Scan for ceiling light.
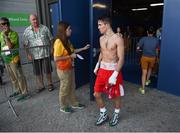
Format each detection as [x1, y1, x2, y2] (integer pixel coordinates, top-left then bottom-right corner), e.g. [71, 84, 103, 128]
[131, 8, 148, 11]
[150, 3, 164, 7]
[93, 3, 107, 8]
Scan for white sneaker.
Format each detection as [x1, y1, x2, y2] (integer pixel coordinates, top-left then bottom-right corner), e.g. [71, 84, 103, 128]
[95, 111, 109, 126]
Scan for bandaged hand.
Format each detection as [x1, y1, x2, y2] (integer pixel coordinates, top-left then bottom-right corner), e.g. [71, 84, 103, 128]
[108, 71, 119, 85]
[94, 62, 100, 75]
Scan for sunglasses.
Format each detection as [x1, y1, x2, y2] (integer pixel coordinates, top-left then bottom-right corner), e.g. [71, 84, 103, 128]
[0, 22, 9, 26]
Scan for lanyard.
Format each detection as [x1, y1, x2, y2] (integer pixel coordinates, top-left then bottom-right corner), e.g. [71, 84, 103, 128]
[32, 27, 40, 39]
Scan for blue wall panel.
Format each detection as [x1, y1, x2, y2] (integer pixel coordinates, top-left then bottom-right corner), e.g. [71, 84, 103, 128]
[158, 0, 180, 96]
[49, 3, 60, 37]
[60, 0, 90, 88]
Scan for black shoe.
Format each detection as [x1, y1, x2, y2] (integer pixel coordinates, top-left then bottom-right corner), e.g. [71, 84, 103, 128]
[36, 87, 45, 93]
[95, 111, 109, 126]
[48, 84, 54, 92]
[109, 112, 120, 127]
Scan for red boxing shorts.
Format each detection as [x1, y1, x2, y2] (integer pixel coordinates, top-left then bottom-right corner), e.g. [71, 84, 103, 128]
[94, 62, 124, 99]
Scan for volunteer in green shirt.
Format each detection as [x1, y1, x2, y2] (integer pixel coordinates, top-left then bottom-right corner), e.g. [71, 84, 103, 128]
[0, 17, 29, 101]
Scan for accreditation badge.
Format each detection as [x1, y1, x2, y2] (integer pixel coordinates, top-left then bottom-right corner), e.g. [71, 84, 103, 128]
[2, 45, 11, 55]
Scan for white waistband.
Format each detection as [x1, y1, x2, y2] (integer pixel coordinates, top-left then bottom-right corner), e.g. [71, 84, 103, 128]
[100, 61, 117, 70]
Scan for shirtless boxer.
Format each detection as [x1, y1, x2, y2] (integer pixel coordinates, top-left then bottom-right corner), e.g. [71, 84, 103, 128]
[94, 16, 124, 127]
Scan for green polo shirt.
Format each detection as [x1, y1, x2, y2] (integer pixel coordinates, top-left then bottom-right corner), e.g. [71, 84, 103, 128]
[0, 30, 19, 63]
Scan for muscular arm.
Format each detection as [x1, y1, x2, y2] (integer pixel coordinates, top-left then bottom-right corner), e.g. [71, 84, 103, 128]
[97, 52, 102, 62]
[93, 52, 102, 75]
[98, 37, 103, 62]
[116, 37, 124, 72]
[93, 38, 102, 74]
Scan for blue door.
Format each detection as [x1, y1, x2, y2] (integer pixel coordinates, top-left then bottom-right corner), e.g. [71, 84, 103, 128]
[49, 2, 61, 37]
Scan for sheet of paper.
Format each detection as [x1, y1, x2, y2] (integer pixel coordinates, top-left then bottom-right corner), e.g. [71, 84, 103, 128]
[76, 54, 84, 60]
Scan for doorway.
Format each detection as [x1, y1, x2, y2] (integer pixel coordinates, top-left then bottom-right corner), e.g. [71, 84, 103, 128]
[112, 0, 164, 88]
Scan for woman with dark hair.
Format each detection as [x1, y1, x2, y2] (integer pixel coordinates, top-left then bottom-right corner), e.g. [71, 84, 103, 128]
[53, 21, 90, 113]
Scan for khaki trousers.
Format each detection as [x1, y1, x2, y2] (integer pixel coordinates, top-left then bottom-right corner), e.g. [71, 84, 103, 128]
[57, 68, 78, 109]
[5, 63, 28, 94]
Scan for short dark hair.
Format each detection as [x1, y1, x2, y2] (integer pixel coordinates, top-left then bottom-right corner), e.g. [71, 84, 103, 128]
[98, 15, 112, 26]
[0, 17, 10, 26]
[147, 26, 155, 34]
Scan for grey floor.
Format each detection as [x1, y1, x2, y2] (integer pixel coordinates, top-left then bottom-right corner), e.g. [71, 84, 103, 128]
[0, 64, 180, 132]
[0, 83, 180, 132]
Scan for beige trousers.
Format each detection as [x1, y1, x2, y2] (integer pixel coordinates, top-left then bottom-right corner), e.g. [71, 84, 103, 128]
[57, 68, 78, 109]
[5, 63, 28, 95]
